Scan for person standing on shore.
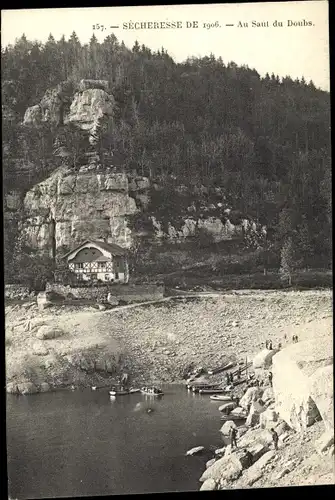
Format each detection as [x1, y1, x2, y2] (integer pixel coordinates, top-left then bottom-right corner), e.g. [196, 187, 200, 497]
[268, 371, 273, 387]
[270, 428, 279, 450]
[229, 427, 238, 449]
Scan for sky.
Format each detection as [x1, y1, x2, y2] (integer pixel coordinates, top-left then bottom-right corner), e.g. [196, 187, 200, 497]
[1, 1, 330, 90]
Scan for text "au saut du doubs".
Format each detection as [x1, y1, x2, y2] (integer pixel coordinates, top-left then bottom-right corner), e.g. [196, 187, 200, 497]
[93, 18, 314, 31]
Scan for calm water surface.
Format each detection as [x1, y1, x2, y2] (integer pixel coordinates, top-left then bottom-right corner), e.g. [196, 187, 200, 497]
[6, 385, 226, 498]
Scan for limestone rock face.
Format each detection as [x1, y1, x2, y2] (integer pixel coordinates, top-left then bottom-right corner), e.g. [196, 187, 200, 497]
[65, 88, 115, 131]
[22, 168, 139, 251]
[272, 332, 333, 432]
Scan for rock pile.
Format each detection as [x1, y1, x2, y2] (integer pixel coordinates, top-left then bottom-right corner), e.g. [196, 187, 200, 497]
[198, 334, 334, 490]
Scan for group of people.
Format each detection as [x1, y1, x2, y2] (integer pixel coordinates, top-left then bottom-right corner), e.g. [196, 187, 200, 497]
[292, 335, 299, 343]
[141, 386, 161, 394]
[229, 424, 279, 453]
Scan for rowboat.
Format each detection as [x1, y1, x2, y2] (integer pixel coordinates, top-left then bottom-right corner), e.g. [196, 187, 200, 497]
[109, 387, 140, 396]
[210, 394, 233, 402]
[191, 384, 220, 393]
[109, 389, 129, 396]
[141, 387, 164, 396]
[199, 388, 229, 394]
[207, 361, 235, 376]
[220, 413, 247, 421]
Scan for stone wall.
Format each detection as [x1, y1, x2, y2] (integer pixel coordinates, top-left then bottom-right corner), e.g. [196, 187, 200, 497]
[45, 282, 165, 303]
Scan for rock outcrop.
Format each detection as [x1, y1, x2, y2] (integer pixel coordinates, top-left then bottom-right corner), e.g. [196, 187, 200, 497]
[22, 168, 139, 251]
[272, 331, 333, 432]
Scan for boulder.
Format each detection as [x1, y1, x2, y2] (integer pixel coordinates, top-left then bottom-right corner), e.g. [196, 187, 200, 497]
[246, 410, 260, 428]
[17, 382, 38, 395]
[186, 446, 205, 456]
[272, 333, 332, 432]
[230, 406, 247, 417]
[6, 382, 19, 394]
[245, 441, 269, 462]
[200, 454, 243, 483]
[239, 387, 263, 410]
[315, 431, 334, 455]
[32, 342, 49, 356]
[220, 420, 237, 435]
[253, 348, 279, 369]
[200, 479, 217, 491]
[237, 427, 273, 449]
[259, 408, 279, 429]
[219, 402, 237, 413]
[36, 325, 65, 340]
[241, 450, 276, 486]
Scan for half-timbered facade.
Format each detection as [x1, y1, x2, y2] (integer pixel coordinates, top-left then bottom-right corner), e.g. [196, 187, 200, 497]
[62, 240, 129, 283]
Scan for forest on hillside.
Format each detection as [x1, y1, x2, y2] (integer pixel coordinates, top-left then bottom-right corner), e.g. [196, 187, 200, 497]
[2, 33, 332, 287]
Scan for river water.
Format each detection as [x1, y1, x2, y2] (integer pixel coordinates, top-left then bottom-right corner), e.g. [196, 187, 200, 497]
[6, 385, 226, 498]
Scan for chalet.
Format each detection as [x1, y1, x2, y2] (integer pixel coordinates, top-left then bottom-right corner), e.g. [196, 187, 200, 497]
[62, 239, 129, 283]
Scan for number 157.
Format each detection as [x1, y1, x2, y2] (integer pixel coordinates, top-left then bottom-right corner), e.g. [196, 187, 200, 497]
[93, 24, 105, 31]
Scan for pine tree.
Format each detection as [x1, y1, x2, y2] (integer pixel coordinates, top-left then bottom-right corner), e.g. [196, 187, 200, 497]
[280, 236, 297, 286]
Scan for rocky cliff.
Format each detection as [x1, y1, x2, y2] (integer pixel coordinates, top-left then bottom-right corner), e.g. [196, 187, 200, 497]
[13, 79, 246, 255]
[21, 168, 141, 251]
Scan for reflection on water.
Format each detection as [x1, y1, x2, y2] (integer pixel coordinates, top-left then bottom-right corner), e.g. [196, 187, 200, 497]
[7, 385, 225, 499]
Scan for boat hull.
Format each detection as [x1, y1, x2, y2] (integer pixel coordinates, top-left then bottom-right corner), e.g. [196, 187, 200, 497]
[220, 414, 247, 421]
[199, 389, 228, 394]
[140, 391, 164, 396]
[109, 390, 129, 396]
[207, 362, 235, 376]
[210, 395, 233, 401]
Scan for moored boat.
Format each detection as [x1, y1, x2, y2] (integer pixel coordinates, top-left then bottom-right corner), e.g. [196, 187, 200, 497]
[207, 361, 235, 376]
[220, 413, 247, 421]
[141, 386, 164, 396]
[191, 384, 220, 393]
[198, 388, 228, 394]
[109, 389, 129, 396]
[210, 394, 233, 401]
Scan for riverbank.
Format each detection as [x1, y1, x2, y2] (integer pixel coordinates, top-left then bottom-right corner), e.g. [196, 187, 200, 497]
[5, 289, 332, 393]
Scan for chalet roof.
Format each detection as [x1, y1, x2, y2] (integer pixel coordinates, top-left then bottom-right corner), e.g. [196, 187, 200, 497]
[62, 239, 127, 259]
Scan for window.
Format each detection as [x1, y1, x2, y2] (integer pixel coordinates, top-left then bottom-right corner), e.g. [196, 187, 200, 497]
[115, 272, 119, 280]
[105, 274, 110, 281]
[90, 274, 97, 280]
[100, 262, 106, 269]
[75, 263, 84, 269]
